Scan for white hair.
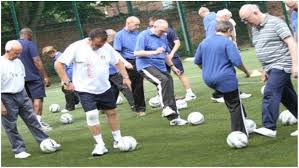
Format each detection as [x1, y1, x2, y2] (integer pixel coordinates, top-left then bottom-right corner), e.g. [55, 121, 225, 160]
[5, 40, 22, 52]
[217, 9, 232, 18]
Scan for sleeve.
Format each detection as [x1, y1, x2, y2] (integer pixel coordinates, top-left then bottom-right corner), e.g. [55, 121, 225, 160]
[168, 29, 179, 41]
[194, 43, 203, 65]
[113, 32, 122, 51]
[57, 43, 76, 66]
[274, 17, 292, 40]
[226, 40, 242, 67]
[134, 33, 146, 51]
[29, 42, 39, 58]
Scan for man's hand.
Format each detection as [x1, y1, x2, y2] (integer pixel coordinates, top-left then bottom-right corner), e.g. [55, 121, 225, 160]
[155, 47, 165, 54]
[1, 103, 7, 116]
[261, 71, 268, 82]
[63, 82, 75, 91]
[124, 62, 133, 69]
[171, 65, 181, 76]
[292, 65, 298, 79]
[44, 78, 51, 87]
[123, 78, 132, 91]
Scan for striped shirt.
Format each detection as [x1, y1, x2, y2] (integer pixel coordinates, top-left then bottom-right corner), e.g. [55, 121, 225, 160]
[252, 14, 292, 73]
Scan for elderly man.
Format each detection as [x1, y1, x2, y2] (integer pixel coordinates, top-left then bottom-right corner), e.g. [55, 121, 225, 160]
[217, 9, 238, 46]
[285, 0, 298, 41]
[239, 4, 298, 137]
[198, 7, 217, 38]
[1, 40, 60, 159]
[114, 16, 146, 117]
[55, 28, 131, 156]
[134, 19, 188, 126]
[18, 28, 52, 132]
[194, 21, 251, 135]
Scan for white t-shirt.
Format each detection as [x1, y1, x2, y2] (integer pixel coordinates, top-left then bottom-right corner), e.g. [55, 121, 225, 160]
[58, 39, 120, 94]
[0, 56, 25, 93]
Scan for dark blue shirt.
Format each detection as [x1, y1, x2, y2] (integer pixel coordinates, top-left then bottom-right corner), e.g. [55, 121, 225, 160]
[166, 28, 180, 58]
[114, 28, 139, 60]
[18, 39, 41, 81]
[194, 34, 242, 92]
[135, 29, 170, 72]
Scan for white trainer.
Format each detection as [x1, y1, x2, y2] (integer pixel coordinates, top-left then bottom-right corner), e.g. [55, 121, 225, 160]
[240, 92, 252, 99]
[210, 97, 225, 103]
[41, 125, 53, 132]
[290, 130, 298, 136]
[61, 109, 69, 113]
[184, 93, 197, 101]
[253, 127, 277, 138]
[15, 151, 31, 159]
[113, 141, 119, 149]
[162, 106, 176, 117]
[170, 117, 188, 126]
[75, 103, 82, 109]
[91, 144, 108, 156]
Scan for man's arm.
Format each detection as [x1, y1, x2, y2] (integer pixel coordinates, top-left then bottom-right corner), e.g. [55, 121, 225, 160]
[168, 40, 180, 59]
[33, 56, 51, 86]
[54, 60, 74, 91]
[1, 101, 7, 116]
[114, 61, 132, 91]
[283, 36, 298, 78]
[134, 47, 164, 57]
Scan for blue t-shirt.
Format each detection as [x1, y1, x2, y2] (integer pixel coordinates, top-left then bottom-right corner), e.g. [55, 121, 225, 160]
[109, 64, 118, 75]
[166, 28, 180, 58]
[18, 39, 41, 81]
[135, 29, 170, 72]
[114, 28, 139, 60]
[52, 52, 73, 80]
[194, 34, 242, 93]
[291, 10, 298, 38]
[203, 12, 216, 37]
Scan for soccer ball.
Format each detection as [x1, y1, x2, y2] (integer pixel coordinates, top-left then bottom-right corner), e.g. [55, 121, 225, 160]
[118, 136, 138, 152]
[116, 96, 123, 105]
[176, 99, 188, 110]
[40, 138, 60, 153]
[49, 104, 60, 113]
[149, 95, 161, 108]
[278, 110, 297, 126]
[226, 131, 248, 149]
[60, 113, 73, 124]
[187, 112, 204, 125]
[244, 119, 256, 134]
[261, 85, 265, 95]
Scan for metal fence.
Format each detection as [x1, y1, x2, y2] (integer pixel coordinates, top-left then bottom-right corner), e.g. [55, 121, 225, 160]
[1, 1, 291, 76]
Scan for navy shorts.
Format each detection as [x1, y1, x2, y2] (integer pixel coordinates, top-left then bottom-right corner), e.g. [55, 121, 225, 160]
[166, 56, 184, 74]
[24, 79, 46, 99]
[76, 87, 116, 112]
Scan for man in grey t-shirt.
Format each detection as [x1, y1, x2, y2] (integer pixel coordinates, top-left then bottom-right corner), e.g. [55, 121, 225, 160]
[239, 4, 298, 137]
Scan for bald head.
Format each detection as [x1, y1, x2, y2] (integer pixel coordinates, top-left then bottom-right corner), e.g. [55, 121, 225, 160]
[105, 29, 116, 44]
[125, 16, 140, 31]
[198, 7, 210, 18]
[20, 27, 33, 40]
[239, 4, 263, 26]
[152, 19, 168, 36]
[285, 0, 298, 10]
[4, 40, 23, 60]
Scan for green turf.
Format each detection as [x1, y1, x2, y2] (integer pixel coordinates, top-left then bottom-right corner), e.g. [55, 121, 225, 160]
[1, 48, 297, 166]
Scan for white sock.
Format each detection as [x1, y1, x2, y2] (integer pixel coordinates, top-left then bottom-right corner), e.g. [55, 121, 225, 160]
[93, 134, 105, 146]
[36, 115, 42, 123]
[186, 88, 193, 95]
[112, 130, 122, 142]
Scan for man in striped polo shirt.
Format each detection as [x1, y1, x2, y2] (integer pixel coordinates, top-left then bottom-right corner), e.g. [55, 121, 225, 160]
[239, 4, 298, 137]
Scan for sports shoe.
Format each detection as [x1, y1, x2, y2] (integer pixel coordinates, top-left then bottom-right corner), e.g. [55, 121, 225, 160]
[40, 120, 51, 127]
[113, 141, 119, 149]
[170, 117, 188, 126]
[91, 144, 108, 156]
[136, 112, 146, 117]
[290, 130, 298, 136]
[162, 106, 176, 117]
[240, 92, 252, 99]
[210, 96, 225, 103]
[75, 103, 82, 109]
[253, 127, 277, 138]
[61, 109, 69, 113]
[184, 92, 197, 101]
[15, 151, 31, 159]
[40, 121, 53, 132]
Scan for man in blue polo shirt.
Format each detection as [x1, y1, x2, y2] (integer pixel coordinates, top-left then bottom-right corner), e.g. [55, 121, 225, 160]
[134, 19, 188, 126]
[114, 16, 146, 117]
[194, 21, 251, 135]
[198, 7, 217, 38]
[18, 28, 52, 132]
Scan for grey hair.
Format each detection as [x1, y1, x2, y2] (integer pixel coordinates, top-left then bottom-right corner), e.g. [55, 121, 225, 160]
[153, 19, 168, 27]
[20, 27, 32, 35]
[5, 40, 22, 52]
[215, 21, 233, 33]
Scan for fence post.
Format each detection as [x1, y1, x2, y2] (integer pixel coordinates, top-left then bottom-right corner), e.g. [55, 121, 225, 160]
[72, 1, 84, 39]
[126, 1, 134, 15]
[281, 1, 290, 28]
[176, 1, 192, 56]
[9, 1, 20, 38]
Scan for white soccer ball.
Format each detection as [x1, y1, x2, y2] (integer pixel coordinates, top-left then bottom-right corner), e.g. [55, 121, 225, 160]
[149, 96, 161, 108]
[116, 96, 123, 105]
[118, 136, 138, 152]
[279, 110, 297, 126]
[60, 113, 73, 124]
[187, 112, 204, 125]
[226, 131, 248, 149]
[176, 99, 188, 110]
[244, 119, 256, 134]
[40, 138, 60, 153]
[49, 104, 60, 113]
[261, 85, 265, 95]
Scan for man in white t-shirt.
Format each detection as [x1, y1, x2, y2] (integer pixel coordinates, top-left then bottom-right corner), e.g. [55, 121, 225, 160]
[55, 28, 131, 157]
[1, 40, 60, 159]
